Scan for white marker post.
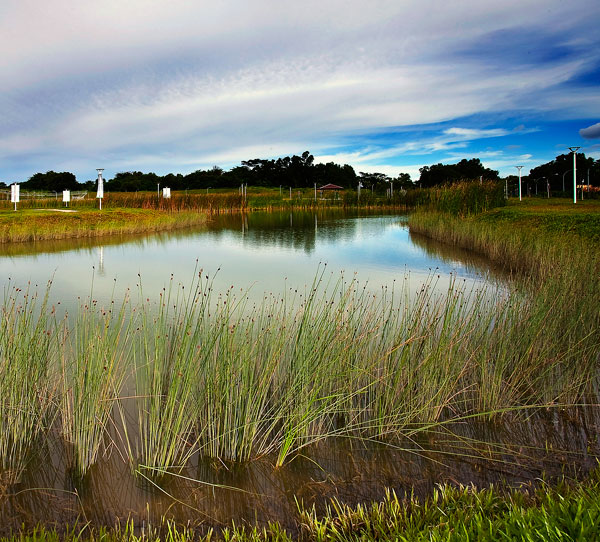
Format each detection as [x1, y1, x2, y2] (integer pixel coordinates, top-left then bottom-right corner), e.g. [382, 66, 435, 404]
[10, 183, 19, 211]
[568, 147, 580, 204]
[96, 168, 104, 210]
[63, 190, 71, 207]
[515, 166, 523, 201]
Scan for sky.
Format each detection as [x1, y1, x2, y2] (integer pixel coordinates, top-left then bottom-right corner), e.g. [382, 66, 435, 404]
[1, 0, 599, 183]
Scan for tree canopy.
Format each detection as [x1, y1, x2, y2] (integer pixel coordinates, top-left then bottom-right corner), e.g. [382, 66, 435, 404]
[418, 159, 499, 188]
[23, 171, 79, 192]
[528, 153, 598, 192]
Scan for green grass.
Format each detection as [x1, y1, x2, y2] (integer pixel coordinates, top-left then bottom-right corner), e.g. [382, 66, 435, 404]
[0, 208, 208, 243]
[3, 471, 600, 540]
[476, 198, 600, 241]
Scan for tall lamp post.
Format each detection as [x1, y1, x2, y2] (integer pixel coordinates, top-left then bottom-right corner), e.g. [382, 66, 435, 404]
[515, 166, 524, 201]
[561, 170, 571, 193]
[568, 147, 580, 203]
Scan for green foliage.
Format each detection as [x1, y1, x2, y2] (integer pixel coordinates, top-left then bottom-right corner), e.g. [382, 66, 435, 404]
[422, 181, 506, 215]
[299, 474, 600, 542]
[419, 159, 499, 187]
[23, 171, 79, 192]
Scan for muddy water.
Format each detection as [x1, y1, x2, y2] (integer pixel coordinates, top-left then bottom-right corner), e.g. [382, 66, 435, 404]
[2, 408, 598, 534]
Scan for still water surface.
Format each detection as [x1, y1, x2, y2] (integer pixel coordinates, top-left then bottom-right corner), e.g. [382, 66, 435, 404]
[1, 209, 494, 308]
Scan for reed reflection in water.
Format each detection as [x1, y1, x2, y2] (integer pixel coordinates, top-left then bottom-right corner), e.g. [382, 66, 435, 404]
[0, 209, 493, 311]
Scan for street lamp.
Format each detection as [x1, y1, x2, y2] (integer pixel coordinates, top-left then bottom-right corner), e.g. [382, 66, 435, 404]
[515, 166, 524, 201]
[561, 170, 571, 193]
[568, 147, 580, 203]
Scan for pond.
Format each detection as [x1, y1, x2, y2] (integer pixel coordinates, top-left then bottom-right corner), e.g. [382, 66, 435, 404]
[0, 209, 597, 534]
[0, 209, 494, 310]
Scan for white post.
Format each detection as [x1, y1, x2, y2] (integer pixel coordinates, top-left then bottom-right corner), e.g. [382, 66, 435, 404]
[289, 186, 292, 199]
[516, 166, 523, 201]
[11, 183, 19, 211]
[314, 183, 316, 202]
[96, 169, 104, 210]
[568, 147, 580, 203]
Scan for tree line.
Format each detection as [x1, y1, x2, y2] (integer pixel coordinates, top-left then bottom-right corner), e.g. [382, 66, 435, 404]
[3, 151, 596, 194]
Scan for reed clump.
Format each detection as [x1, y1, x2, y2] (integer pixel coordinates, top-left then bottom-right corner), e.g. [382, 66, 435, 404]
[60, 291, 131, 478]
[0, 256, 597, 484]
[0, 283, 57, 485]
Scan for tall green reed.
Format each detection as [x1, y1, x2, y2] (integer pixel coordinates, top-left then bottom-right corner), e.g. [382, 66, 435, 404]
[60, 285, 131, 478]
[130, 269, 218, 479]
[0, 282, 57, 484]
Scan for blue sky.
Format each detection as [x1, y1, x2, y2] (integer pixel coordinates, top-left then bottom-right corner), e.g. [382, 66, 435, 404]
[1, 0, 599, 183]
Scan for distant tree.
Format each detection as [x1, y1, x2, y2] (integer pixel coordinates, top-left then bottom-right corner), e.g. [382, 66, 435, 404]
[419, 159, 498, 187]
[359, 172, 391, 193]
[395, 172, 413, 189]
[313, 162, 356, 188]
[23, 171, 79, 192]
[529, 153, 596, 193]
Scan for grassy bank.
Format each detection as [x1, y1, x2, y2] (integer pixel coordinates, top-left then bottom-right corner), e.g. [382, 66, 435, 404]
[0, 208, 208, 243]
[3, 472, 600, 540]
[0, 182, 503, 244]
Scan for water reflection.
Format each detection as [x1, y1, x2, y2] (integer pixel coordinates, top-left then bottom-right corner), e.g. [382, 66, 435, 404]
[3, 408, 598, 534]
[0, 210, 495, 311]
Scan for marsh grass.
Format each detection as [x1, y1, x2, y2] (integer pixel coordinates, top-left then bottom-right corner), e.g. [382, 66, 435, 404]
[0, 193, 598, 488]
[0, 208, 208, 244]
[1, 258, 595, 485]
[60, 289, 131, 478]
[0, 283, 57, 485]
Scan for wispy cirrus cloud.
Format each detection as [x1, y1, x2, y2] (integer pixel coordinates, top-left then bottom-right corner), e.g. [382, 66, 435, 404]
[0, 0, 598, 181]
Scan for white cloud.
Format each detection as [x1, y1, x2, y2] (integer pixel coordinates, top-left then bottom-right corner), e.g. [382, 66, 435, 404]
[0, 0, 598, 180]
[443, 128, 509, 139]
